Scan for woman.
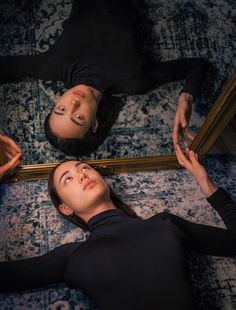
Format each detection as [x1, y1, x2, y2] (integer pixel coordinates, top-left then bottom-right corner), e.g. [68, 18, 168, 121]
[0, 145, 236, 310]
[0, 0, 208, 155]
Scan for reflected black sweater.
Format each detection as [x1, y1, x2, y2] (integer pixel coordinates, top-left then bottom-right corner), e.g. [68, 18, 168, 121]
[1, 188, 236, 310]
[0, 0, 209, 98]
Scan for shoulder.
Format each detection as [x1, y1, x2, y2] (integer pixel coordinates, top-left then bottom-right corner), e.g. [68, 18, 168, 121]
[148, 211, 177, 222]
[45, 242, 81, 258]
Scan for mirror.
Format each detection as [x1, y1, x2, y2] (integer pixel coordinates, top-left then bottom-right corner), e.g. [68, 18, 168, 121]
[0, 0, 235, 166]
[1, 69, 235, 183]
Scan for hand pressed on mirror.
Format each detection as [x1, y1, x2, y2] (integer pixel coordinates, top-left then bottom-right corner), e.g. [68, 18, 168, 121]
[0, 134, 22, 179]
[0, 0, 209, 157]
[175, 144, 218, 197]
[173, 92, 195, 147]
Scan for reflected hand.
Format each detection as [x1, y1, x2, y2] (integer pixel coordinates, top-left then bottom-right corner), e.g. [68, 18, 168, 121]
[173, 92, 194, 147]
[175, 144, 218, 197]
[0, 134, 22, 179]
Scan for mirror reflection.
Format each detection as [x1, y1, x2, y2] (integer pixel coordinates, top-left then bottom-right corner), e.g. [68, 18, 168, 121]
[0, 0, 235, 164]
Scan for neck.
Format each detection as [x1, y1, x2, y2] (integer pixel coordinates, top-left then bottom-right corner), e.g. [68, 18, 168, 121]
[79, 200, 117, 223]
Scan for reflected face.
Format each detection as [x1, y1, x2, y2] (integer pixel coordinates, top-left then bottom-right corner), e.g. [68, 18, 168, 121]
[54, 161, 110, 218]
[49, 85, 100, 139]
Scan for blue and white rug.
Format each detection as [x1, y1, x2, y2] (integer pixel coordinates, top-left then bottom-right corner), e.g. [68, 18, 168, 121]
[0, 155, 236, 309]
[0, 0, 235, 163]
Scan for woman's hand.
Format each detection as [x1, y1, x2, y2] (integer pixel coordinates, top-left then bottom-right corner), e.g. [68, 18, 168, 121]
[173, 92, 195, 147]
[175, 144, 218, 197]
[0, 134, 22, 179]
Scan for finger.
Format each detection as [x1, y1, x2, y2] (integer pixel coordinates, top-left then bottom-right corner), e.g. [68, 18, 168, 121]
[176, 125, 188, 147]
[0, 134, 8, 143]
[175, 148, 185, 166]
[7, 139, 22, 153]
[188, 150, 199, 165]
[182, 137, 188, 148]
[173, 130, 179, 146]
[185, 128, 195, 140]
[175, 144, 192, 169]
[12, 159, 21, 169]
[0, 153, 21, 175]
[1, 135, 22, 153]
[180, 112, 187, 128]
[185, 147, 190, 159]
[3, 145, 17, 157]
[3, 150, 14, 160]
[179, 131, 188, 147]
[3, 147, 22, 161]
[173, 119, 180, 145]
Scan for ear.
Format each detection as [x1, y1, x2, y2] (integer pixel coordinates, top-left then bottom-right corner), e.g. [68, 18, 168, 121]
[91, 117, 99, 133]
[59, 203, 73, 216]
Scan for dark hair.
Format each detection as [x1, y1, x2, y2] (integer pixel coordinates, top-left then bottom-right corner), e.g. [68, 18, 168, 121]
[44, 91, 124, 156]
[48, 161, 138, 230]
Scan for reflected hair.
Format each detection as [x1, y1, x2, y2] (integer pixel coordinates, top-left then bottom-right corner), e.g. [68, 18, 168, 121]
[48, 161, 138, 231]
[44, 91, 124, 156]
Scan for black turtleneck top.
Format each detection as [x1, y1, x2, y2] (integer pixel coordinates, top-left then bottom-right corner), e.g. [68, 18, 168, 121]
[0, 0, 209, 98]
[1, 187, 236, 310]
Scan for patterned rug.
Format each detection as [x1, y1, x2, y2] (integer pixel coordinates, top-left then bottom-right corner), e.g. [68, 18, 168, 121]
[0, 0, 235, 163]
[0, 154, 236, 309]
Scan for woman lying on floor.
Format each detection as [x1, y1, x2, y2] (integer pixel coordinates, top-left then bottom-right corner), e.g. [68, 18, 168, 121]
[0, 0, 209, 155]
[0, 145, 236, 310]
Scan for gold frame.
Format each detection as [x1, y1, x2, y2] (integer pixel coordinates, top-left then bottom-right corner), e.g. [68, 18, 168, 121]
[1, 70, 236, 183]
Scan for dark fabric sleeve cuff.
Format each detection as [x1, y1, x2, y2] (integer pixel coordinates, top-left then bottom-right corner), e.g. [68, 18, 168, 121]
[179, 87, 197, 101]
[206, 187, 230, 210]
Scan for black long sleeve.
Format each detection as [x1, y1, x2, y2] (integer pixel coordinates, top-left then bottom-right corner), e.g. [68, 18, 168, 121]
[0, 53, 65, 83]
[0, 242, 79, 293]
[207, 187, 236, 232]
[112, 58, 209, 99]
[159, 187, 236, 257]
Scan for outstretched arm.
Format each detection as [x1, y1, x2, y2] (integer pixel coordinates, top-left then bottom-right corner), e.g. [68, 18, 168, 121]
[114, 58, 209, 98]
[0, 242, 78, 293]
[113, 58, 209, 146]
[163, 201, 236, 257]
[0, 52, 64, 83]
[169, 145, 236, 256]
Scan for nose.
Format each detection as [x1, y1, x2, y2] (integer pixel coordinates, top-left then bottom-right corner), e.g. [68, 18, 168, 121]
[70, 99, 80, 115]
[79, 171, 88, 183]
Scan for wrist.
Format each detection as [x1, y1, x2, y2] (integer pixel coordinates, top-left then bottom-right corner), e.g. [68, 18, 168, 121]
[198, 177, 218, 198]
[179, 92, 193, 103]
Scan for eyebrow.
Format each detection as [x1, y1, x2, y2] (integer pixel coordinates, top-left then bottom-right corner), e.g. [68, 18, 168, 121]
[54, 111, 64, 116]
[59, 162, 83, 184]
[70, 118, 84, 127]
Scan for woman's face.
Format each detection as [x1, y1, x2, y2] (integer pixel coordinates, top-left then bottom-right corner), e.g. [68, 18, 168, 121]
[53, 161, 110, 220]
[49, 85, 100, 139]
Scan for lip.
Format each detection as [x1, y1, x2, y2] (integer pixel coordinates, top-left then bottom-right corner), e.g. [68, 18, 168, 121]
[83, 180, 96, 191]
[72, 90, 86, 98]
